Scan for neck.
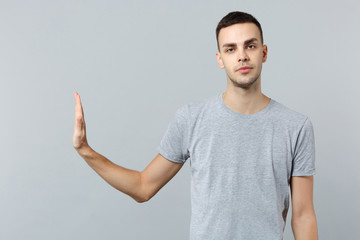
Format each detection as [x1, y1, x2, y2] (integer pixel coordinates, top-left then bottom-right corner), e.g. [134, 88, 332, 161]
[222, 79, 271, 115]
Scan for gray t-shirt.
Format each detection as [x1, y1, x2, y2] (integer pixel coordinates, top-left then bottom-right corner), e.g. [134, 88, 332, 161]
[157, 93, 316, 240]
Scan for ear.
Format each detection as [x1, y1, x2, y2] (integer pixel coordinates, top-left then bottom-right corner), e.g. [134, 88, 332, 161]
[216, 51, 224, 69]
[262, 44, 268, 63]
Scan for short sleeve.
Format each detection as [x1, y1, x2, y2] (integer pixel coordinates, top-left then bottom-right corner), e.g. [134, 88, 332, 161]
[291, 117, 316, 176]
[157, 105, 190, 163]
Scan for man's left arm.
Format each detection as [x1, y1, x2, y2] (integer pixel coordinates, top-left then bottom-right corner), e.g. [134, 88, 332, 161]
[290, 175, 319, 240]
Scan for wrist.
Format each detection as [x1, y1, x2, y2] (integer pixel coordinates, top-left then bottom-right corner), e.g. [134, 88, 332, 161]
[76, 144, 93, 157]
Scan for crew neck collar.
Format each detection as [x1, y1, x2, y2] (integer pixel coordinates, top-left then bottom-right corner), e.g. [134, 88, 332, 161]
[218, 92, 274, 119]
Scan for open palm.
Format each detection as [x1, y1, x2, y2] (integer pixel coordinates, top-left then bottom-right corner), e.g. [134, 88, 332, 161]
[73, 92, 89, 150]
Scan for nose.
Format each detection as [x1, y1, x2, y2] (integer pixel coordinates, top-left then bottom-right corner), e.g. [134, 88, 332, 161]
[238, 49, 249, 62]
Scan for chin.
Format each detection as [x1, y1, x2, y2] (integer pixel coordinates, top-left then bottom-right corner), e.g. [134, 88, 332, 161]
[230, 77, 258, 88]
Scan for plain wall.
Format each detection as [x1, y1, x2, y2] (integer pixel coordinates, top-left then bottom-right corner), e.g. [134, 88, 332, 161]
[1, 0, 359, 239]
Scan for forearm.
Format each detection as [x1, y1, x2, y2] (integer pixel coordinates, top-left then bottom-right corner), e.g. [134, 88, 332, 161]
[77, 146, 146, 203]
[291, 214, 318, 240]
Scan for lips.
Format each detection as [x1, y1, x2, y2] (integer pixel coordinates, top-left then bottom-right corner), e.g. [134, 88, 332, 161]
[238, 66, 251, 70]
[237, 66, 252, 73]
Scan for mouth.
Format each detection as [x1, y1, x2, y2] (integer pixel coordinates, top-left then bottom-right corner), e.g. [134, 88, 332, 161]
[237, 66, 252, 73]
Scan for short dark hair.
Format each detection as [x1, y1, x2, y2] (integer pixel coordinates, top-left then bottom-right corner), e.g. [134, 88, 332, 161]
[216, 11, 264, 51]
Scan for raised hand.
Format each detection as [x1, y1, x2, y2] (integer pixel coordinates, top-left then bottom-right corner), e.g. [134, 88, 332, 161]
[71, 92, 184, 203]
[73, 92, 90, 152]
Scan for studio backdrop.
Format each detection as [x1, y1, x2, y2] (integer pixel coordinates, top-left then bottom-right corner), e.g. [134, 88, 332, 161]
[1, 0, 359, 239]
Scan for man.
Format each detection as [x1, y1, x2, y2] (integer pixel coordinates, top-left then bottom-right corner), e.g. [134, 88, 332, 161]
[73, 11, 318, 240]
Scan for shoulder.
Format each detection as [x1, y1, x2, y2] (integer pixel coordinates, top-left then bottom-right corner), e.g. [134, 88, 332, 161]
[269, 99, 311, 130]
[176, 94, 219, 117]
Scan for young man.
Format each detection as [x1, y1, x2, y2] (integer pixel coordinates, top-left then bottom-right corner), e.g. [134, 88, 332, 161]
[73, 11, 318, 240]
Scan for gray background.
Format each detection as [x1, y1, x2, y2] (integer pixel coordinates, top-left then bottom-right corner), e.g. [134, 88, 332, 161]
[1, 0, 359, 239]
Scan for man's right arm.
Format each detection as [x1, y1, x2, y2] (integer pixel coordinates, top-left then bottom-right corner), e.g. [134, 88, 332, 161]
[73, 92, 184, 203]
[77, 147, 184, 203]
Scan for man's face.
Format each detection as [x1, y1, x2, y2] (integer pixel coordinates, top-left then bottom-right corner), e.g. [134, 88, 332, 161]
[216, 23, 268, 89]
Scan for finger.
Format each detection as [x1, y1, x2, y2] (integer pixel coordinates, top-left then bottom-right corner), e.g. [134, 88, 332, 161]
[74, 92, 81, 118]
[74, 92, 84, 124]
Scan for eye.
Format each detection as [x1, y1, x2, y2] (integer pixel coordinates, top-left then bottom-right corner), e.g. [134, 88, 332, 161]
[226, 48, 234, 53]
[248, 44, 256, 49]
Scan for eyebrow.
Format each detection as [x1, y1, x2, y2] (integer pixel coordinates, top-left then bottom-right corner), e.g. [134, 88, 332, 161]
[222, 37, 259, 48]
